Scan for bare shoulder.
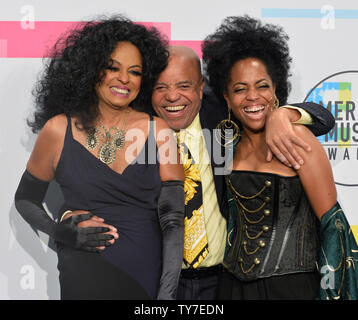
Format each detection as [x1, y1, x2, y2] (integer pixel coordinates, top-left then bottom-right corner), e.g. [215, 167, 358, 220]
[292, 124, 323, 155]
[292, 124, 315, 140]
[127, 110, 155, 130]
[35, 114, 69, 156]
[292, 124, 337, 218]
[27, 114, 68, 181]
[127, 110, 169, 131]
[153, 115, 184, 181]
[41, 114, 68, 140]
[153, 115, 171, 130]
[152, 116, 175, 140]
[293, 123, 332, 184]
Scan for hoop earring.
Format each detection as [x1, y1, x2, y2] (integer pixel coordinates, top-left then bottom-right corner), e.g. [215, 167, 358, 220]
[271, 96, 279, 111]
[215, 108, 240, 147]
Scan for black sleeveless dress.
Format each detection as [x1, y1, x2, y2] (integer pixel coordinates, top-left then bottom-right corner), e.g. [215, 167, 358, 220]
[55, 116, 162, 300]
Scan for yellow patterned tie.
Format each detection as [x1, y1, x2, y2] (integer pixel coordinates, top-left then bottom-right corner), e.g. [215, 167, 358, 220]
[176, 131, 209, 268]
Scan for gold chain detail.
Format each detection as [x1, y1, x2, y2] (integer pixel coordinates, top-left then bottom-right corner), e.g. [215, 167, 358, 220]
[235, 196, 269, 214]
[243, 243, 260, 255]
[239, 258, 261, 274]
[241, 209, 266, 224]
[240, 261, 257, 274]
[227, 178, 270, 200]
[226, 176, 271, 275]
[245, 225, 264, 240]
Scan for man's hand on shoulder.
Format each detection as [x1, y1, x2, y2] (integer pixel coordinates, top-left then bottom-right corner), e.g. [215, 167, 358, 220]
[265, 107, 312, 170]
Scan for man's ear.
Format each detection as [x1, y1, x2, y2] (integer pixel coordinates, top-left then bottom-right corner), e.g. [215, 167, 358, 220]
[199, 77, 205, 100]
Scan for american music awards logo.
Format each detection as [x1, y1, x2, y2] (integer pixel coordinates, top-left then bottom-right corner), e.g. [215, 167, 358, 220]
[304, 70, 358, 187]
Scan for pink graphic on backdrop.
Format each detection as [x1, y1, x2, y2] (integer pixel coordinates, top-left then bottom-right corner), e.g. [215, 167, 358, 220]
[0, 39, 7, 57]
[170, 40, 202, 57]
[0, 21, 202, 58]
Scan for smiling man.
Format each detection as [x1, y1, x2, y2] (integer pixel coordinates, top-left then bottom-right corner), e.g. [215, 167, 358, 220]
[152, 46, 204, 131]
[152, 46, 228, 300]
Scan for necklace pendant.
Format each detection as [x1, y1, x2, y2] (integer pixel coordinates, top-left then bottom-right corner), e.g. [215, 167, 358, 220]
[113, 129, 126, 150]
[98, 141, 116, 164]
[85, 109, 130, 165]
[86, 128, 99, 150]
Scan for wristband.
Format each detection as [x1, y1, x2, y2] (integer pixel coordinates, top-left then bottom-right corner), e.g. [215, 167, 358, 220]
[60, 210, 73, 222]
[282, 105, 313, 125]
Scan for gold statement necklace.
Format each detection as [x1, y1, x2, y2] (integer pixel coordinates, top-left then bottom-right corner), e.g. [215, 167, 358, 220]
[85, 108, 130, 165]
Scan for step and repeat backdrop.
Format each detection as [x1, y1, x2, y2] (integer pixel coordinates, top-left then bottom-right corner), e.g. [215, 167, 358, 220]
[1, 0, 357, 299]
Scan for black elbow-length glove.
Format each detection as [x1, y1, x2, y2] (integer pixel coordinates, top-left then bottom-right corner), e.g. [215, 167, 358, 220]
[14, 170, 113, 252]
[156, 180, 185, 300]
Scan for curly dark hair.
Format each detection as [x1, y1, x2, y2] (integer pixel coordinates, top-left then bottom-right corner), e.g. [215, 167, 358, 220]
[30, 14, 168, 133]
[202, 15, 292, 106]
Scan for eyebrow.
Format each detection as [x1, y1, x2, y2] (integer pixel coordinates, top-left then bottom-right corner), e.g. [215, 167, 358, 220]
[154, 82, 168, 87]
[177, 80, 193, 84]
[155, 80, 193, 86]
[232, 78, 267, 86]
[111, 58, 142, 69]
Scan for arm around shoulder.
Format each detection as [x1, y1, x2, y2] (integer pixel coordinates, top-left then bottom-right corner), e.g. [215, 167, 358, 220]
[293, 124, 337, 219]
[290, 102, 335, 136]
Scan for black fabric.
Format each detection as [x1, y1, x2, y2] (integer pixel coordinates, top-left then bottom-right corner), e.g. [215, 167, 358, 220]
[224, 171, 319, 281]
[14, 170, 112, 252]
[290, 101, 335, 136]
[58, 246, 150, 300]
[157, 180, 185, 300]
[180, 264, 223, 279]
[177, 269, 222, 300]
[55, 115, 163, 299]
[218, 268, 320, 300]
[15, 170, 53, 234]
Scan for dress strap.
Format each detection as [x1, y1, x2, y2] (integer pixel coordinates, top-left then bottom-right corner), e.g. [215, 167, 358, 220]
[65, 115, 73, 142]
[148, 114, 154, 135]
[145, 114, 158, 164]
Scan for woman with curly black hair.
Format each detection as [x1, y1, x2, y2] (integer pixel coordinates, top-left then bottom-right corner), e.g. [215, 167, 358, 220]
[201, 16, 357, 300]
[203, 15, 292, 110]
[14, 15, 185, 300]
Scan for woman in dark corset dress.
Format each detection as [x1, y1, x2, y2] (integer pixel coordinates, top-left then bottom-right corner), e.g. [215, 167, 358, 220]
[14, 16, 185, 299]
[202, 16, 338, 299]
